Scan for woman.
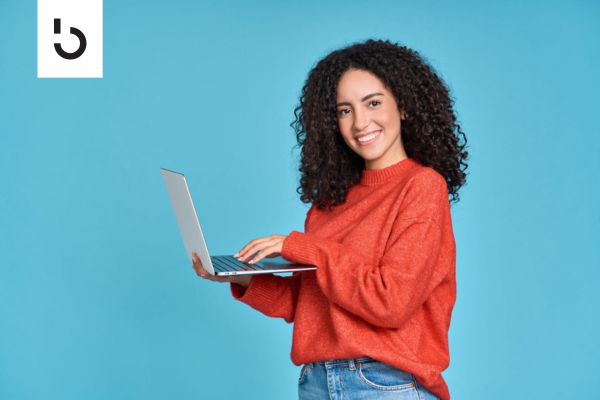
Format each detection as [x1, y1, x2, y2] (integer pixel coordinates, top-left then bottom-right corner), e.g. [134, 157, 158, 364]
[192, 39, 468, 399]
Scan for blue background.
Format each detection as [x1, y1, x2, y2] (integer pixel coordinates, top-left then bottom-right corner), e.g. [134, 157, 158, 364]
[1, 1, 599, 399]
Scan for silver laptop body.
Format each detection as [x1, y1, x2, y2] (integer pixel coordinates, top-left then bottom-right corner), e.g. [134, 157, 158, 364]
[161, 168, 318, 276]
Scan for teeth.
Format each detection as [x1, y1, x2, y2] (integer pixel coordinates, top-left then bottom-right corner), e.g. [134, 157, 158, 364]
[357, 131, 380, 142]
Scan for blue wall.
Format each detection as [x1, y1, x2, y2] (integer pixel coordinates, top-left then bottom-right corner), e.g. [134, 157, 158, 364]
[1, 1, 598, 398]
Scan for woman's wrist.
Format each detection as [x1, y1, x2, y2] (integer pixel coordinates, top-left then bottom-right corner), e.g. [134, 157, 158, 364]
[237, 275, 253, 289]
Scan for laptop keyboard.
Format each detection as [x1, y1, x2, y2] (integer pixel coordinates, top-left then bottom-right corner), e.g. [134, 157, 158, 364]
[211, 255, 266, 273]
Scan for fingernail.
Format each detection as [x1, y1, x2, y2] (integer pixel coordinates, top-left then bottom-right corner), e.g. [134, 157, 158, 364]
[248, 260, 255, 264]
[234, 252, 239, 257]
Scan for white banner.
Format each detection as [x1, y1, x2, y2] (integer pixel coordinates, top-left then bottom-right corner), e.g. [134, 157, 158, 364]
[38, 0, 103, 78]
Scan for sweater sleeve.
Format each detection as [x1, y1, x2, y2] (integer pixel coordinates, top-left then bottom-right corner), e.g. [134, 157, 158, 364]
[229, 272, 301, 323]
[228, 207, 313, 323]
[280, 177, 449, 329]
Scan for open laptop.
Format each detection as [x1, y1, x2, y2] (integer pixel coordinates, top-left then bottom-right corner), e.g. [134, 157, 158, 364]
[161, 168, 318, 276]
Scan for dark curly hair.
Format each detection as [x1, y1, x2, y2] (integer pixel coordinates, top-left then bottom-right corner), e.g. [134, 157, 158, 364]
[290, 39, 469, 211]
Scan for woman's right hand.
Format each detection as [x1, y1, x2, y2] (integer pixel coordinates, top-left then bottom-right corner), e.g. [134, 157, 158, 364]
[191, 252, 253, 289]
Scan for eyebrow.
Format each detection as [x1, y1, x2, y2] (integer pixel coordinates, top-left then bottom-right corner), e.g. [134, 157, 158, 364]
[336, 92, 383, 107]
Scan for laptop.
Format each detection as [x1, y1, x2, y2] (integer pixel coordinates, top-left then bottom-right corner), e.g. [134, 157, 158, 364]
[160, 168, 318, 276]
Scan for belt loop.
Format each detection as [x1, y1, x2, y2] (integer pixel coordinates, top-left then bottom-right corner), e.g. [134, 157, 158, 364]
[348, 358, 356, 370]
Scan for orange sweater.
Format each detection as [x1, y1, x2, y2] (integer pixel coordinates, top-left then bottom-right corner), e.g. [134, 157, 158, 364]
[230, 157, 456, 400]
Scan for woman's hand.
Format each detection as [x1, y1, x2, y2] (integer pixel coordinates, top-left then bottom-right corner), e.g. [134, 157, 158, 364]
[234, 234, 288, 264]
[190, 234, 288, 289]
[191, 252, 253, 289]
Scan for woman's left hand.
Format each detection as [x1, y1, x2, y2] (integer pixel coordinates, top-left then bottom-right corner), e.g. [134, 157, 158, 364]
[234, 234, 288, 264]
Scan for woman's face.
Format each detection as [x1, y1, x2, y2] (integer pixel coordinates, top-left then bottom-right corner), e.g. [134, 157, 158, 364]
[336, 68, 407, 171]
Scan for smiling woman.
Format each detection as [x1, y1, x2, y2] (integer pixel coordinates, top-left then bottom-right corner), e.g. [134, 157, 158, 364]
[191, 39, 469, 400]
[335, 70, 408, 171]
[291, 39, 469, 212]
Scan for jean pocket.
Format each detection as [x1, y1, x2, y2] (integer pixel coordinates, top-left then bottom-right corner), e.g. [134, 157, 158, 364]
[357, 361, 416, 392]
[298, 364, 309, 385]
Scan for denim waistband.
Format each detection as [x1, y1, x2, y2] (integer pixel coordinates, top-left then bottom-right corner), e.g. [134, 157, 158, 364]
[306, 356, 377, 369]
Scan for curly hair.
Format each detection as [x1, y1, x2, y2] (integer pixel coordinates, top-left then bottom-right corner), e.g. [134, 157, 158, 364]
[290, 39, 469, 211]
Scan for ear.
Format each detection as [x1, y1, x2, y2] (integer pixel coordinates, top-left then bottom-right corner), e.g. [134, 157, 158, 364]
[400, 110, 406, 120]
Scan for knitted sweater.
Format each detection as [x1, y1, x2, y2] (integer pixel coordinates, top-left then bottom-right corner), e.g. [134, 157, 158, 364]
[230, 157, 456, 400]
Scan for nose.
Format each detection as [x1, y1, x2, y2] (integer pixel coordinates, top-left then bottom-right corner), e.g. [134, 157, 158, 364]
[353, 108, 371, 131]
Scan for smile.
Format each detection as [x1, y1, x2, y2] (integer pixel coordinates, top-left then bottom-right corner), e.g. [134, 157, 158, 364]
[356, 130, 381, 145]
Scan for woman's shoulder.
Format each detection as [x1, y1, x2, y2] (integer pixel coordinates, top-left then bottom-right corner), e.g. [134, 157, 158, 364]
[403, 161, 448, 197]
[393, 163, 449, 221]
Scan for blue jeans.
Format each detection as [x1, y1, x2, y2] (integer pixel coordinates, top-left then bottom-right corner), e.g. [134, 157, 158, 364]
[298, 356, 440, 399]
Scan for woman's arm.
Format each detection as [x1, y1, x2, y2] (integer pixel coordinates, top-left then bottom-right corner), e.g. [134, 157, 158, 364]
[225, 207, 314, 323]
[280, 178, 454, 329]
[229, 272, 302, 323]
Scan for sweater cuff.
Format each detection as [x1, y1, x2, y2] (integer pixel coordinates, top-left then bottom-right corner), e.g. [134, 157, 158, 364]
[229, 273, 287, 314]
[281, 230, 320, 266]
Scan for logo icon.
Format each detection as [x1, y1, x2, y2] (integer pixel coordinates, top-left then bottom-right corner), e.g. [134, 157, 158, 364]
[38, 0, 103, 78]
[53, 18, 87, 60]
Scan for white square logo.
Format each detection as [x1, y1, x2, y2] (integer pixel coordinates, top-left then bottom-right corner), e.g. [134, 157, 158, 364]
[38, 0, 103, 78]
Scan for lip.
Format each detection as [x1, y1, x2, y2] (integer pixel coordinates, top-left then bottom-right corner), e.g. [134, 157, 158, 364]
[355, 130, 382, 146]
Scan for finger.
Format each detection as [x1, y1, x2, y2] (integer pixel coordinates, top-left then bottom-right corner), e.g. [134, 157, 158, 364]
[235, 236, 274, 259]
[191, 253, 210, 277]
[239, 239, 277, 262]
[201, 273, 234, 283]
[248, 245, 278, 264]
[199, 268, 221, 280]
[191, 253, 201, 268]
[236, 239, 269, 261]
[194, 264, 207, 277]
[189, 254, 232, 282]
[245, 237, 285, 262]
[240, 247, 266, 263]
[192, 252, 204, 268]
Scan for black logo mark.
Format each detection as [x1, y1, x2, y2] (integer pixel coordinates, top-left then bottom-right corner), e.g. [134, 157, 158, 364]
[54, 18, 87, 60]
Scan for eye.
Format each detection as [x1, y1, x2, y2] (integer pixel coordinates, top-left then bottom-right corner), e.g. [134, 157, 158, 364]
[338, 109, 350, 116]
[369, 100, 381, 107]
